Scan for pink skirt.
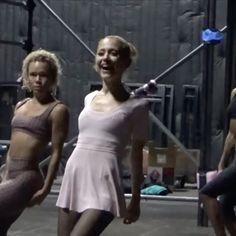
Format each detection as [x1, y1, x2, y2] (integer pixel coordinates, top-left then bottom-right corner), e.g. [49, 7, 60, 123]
[56, 143, 127, 217]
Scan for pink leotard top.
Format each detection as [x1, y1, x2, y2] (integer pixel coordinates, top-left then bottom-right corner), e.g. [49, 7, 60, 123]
[11, 98, 61, 141]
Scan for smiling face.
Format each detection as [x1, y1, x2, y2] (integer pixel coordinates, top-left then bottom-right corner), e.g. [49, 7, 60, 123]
[28, 61, 55, 95]
[95, 37, 129, 84]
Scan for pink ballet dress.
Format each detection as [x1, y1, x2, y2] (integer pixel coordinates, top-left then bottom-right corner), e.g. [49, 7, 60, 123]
[56, 91, 148, 217]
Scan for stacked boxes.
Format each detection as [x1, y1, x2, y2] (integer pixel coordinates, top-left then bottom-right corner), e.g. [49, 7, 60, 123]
[148, 142, 177, 186]
[147, 141, 200, 186]
[175, 148, 200, 183]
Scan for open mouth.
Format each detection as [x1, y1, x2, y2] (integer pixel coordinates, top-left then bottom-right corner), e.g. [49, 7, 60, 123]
[100, 64, 113, 73]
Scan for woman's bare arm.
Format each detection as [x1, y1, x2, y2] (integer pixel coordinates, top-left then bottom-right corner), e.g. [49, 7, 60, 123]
[218, 88, 236, 171]
[43, 104, 69, 193]
[29, 103, 69, 205]
[124, 139, 145, 224]
[218, 131, 235, 171]
[130, 140, 145, 197]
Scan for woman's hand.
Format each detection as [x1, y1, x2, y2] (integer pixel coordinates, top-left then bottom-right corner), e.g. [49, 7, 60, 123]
[218, 164, 224, 173]
[123, 196, 140, 224]
[28, 188, 49, 207]
[218, 158, 226, 173]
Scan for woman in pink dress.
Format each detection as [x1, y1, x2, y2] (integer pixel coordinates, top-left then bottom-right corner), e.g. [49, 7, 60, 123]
[57, 35, 149, 236]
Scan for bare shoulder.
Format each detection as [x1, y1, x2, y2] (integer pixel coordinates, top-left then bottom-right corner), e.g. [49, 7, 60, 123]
[15, 98, 30, 110]
[131, 97, 148, 109]
[15, 101, 22, 110]
[84, 90, 99, 106]
[51, 102, 69, 119]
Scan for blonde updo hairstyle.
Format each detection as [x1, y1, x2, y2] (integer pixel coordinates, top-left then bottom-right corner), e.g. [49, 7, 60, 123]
[96, 35, 137, 70]
[21, 49, 62, 91]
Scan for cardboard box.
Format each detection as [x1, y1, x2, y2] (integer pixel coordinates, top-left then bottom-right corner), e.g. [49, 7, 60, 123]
[147, 141, 200, 183]
[147, 142, 177, 185]
[175, 148, 200, 182]
[148, 142, 177, 168]
[162, 167, 175, 185]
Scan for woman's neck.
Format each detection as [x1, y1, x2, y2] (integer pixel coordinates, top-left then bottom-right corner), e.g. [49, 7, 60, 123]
[32, 93, 55, 104]
[101, 81, 130, 102]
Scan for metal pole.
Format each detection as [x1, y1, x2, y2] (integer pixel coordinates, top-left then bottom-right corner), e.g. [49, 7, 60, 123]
[0, 39, 24, 47]
[199, 0, 216, 171]
[36, 0, 95, 57]
[125, 193, 198, 203]
[197, 0, 216, 227]
[133, 26, 227, 95]
[148, 111, 197, 165]
[225, 0, 236, 118]
[23, 0, 35, 53]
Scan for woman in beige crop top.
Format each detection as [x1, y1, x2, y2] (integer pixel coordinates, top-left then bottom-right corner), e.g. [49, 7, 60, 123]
[0, 49, 69, 235]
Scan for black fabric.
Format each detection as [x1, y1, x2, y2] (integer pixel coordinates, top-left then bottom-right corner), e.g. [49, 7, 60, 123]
[219, 192, 236, 220]
[200, 162, 236, 198]
[200, 162, 236, 219]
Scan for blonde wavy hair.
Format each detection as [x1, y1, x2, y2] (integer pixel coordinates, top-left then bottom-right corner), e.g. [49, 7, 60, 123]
[21, 49, 62, 91]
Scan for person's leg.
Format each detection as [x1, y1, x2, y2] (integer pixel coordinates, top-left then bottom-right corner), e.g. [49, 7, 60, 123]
[0, 182, 22, 234]
[225, 219, 236, 236]
[57, 208, 80, 236]
[219, 193, 236, 236]
[0, 215, 23, 236]
[199, 165, 236, 236]
[0, 225, 7, 236]
[0, 166, 43, 234]
[71, 209, 114, 236]
[200, 193, 226, 236]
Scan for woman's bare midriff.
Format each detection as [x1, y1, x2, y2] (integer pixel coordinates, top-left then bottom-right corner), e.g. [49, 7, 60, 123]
[7, 130, 48, 165]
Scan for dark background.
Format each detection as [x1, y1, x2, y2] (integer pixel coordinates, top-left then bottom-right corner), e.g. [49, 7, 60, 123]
[0, 0, 228, 168]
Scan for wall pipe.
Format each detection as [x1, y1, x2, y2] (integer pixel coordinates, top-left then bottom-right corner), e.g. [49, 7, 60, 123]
[23, 0, 35, 53]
